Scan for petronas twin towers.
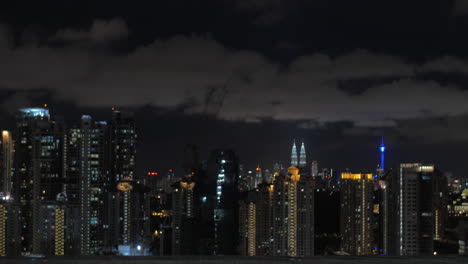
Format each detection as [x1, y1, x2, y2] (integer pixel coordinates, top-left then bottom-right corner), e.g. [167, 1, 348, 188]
[290, 139, 307, 168]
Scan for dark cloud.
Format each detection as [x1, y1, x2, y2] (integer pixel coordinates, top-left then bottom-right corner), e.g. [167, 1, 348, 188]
[1, 20, 468, 129]
[420, 56, 468, 74]
[50, 18, 129, 44]
[396, 116, 468, 143]
[224, 0, 299, 27]
[453, 0, 468, 16]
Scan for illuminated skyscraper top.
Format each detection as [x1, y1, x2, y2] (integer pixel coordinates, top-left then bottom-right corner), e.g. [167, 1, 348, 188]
[291, 139, 298, 167]
[379, 136, 386, 170]
[299, 140, 306, 168]
[19, 108, 50, 120]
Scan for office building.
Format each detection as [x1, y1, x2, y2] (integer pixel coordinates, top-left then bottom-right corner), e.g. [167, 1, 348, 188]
[311, 160, 318, 177]
[108, 110, 137, 250]
[13, 108, 65, 254]
[299, 140, 307, 168]
[291, 140, 298, 167]
[213, 150, 239, 255]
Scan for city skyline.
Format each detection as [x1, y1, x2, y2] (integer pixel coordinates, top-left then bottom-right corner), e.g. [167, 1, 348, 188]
[1, 1, 468, 179]
[0, 105, 462, 178]
[1, 0, 468, 260]
[0, 106, 466, 257]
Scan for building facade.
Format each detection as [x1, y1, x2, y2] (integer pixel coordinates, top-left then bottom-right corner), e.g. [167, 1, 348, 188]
[397, 163, 447, 256]
[340, 173, 374, 255]
[13, 108, 65, 254]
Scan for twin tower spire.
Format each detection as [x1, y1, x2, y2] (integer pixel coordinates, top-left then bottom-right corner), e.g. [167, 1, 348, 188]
[291, 139, 306, 167]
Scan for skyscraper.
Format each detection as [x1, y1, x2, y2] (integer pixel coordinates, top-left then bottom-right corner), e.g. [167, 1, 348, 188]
[108, 110, 137, 250]
[172, 180, 196, 255]
[254, 166, 262, 188]
[271, 166, 314, 257]
[74, 115, 110, 255]
[239, 191, 258, 256]
[0, 195, 20, 256]
[340, 173, 374, 255]
[376, 170, 394, 256]
[299, 140, 307, 168]
[0, 131, 13, 198]
[13, 108, 65, 254]
[397, 164, 447, 256]
[311, 160, 318, 177]
[211, 149, 239, 255]
[290, 140, 298, 167]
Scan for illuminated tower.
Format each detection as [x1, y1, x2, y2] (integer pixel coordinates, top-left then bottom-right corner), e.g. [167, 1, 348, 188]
[272, 166, 314, 257]
[0, 197, 20, 257]
[340, 173, 374, 255]
[211, 149, 239, 255]
[13, 108, 65, 254]
[299, 140, 306, 168]
[311, 160, 318, 177]
[0, 203, 6, 256]
[290, 140, 298, 167]
[379, 137, 386, 170]
[108, 110, 137, 250]
[0, 131, 13, 197]
[239, 191, 257, 256]
[75, 115, 110, 255]
[287, 166, 300, 256]
[172, 181, 196, 255]
[255, 166, 262, 187]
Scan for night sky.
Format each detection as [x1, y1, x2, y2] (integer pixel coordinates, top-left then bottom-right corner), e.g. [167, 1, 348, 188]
[1, 0, 468, 177]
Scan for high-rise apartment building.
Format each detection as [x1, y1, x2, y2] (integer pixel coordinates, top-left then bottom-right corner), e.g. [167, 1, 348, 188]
[397, 164, 447, 256]
[0, 131, 13, 198]
[73, 115, 110, 255]
[340, 173, 374, 255]
[172, 180, 196, 255]
[271, 166, 314, 257]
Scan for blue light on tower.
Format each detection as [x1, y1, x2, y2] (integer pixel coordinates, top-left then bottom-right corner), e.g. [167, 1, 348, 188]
[380, 137, 385, 170]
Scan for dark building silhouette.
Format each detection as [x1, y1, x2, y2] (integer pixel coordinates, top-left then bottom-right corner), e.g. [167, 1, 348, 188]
[13, 108, 65, 254]
[396, 164, 447, 256]
[199, 149, 239, 255]
[108, 110, 137, 251]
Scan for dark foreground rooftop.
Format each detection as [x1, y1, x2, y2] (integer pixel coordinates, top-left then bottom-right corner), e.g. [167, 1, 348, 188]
[1, 256, 467, 264]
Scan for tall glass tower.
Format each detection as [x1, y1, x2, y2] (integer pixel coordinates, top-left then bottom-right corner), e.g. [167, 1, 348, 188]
[290, 140, 298, 167]
[299, 140, 306, 168]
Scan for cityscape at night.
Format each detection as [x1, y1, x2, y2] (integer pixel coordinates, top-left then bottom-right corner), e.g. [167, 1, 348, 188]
[1, 1, 468, 263]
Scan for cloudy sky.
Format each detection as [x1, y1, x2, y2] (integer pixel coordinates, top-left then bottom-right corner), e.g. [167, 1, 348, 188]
[1, 0, 468, 177]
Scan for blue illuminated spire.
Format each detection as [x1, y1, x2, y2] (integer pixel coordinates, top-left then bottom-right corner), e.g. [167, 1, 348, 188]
[291, 139, 298, 167]
[379, 136, 386, 170]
